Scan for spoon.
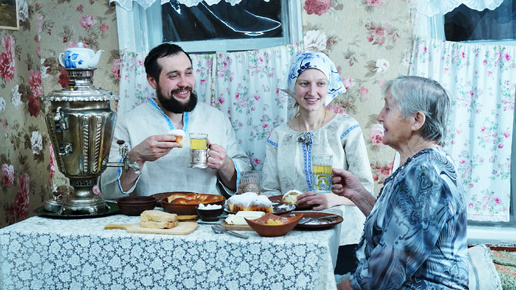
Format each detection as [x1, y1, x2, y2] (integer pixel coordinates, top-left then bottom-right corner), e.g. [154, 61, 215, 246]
[211, 225, 249, 239]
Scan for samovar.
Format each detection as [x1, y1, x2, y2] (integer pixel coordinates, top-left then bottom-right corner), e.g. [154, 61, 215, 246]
[44, 67, 117, 215]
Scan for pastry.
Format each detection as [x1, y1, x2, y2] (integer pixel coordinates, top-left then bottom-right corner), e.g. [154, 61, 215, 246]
[165, 192, 224, 205]
[227, 192, 273, 213]
[282, 190, 303, 205]
[168, 129, 185, 148]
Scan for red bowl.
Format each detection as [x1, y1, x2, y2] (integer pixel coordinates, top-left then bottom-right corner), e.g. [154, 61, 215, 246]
[245, 213, 303, 237]
[116, 196, 156, 216]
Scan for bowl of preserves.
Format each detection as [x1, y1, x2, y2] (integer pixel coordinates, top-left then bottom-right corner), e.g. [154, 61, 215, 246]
[245, 213, 303, 237]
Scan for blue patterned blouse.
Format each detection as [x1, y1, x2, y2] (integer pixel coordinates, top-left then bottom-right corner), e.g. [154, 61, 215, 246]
[350, 147, 469, 289]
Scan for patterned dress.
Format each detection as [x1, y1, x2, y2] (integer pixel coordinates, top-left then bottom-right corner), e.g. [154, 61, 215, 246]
[350, 147, 469, 289]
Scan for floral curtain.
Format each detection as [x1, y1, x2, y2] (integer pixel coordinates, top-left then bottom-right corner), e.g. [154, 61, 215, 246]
[110, 0, 270, 11]
[409, 37, 516, 222]
[118, 43, 302, 170]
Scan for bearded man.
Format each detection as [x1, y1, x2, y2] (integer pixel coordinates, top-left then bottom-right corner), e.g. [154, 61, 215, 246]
[101, 43, 251, 199]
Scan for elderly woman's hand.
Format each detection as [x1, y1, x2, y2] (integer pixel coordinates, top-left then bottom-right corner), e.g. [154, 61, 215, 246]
[332, 168, 376, 216]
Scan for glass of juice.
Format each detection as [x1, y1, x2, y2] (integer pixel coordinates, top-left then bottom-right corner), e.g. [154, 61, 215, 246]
[312, 154, 333, 193]
[189, 133, 208, 168]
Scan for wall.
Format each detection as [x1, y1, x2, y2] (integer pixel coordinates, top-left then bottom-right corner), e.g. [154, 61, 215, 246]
[0, 0, 120, 227]
[0, 0, 412, 227]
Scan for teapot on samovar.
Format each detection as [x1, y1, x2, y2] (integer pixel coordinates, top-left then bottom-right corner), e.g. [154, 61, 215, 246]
[58, 42, 104, 69]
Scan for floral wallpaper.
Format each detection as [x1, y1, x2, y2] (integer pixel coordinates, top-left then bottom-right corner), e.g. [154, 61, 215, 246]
[301, 0, 412, 193]
[0, 0, 411, 227]
[0, 0, 119, 228]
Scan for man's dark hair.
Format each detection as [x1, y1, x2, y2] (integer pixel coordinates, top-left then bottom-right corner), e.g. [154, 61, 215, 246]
[144, 43, 192, 82]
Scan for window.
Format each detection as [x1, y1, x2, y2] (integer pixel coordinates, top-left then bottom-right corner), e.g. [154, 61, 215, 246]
[141, 0, 301, 53]
[413, 1, 516, 230]
[443, 1, 516, 227]
[444, 1, 516, 42]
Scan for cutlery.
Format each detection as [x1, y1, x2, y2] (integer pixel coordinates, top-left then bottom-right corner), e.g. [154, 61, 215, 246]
[298, 214, 340, 225]
[211, 224, 249, 239]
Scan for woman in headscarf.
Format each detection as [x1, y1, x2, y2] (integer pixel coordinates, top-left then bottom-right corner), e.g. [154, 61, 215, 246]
[333, 76, 468, 289]
[260, 52, 374, 274]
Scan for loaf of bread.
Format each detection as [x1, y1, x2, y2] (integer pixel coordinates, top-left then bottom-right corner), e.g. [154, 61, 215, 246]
[140, 210, 178, 229]
[227, 192, 273, 213]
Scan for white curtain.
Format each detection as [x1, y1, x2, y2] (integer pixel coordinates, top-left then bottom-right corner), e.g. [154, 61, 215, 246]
[408, 0, 504, 16]
[117, 43, 302, 170]
[409, 37, 516, 222]
[110, 0, 270, 11]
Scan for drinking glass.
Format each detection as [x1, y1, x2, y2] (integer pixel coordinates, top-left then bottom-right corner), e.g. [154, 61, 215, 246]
[312, 154, 333, 193]
[189, 133, 208, 168]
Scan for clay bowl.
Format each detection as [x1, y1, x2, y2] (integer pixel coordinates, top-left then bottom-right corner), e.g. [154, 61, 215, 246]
[245, 213, 303, 237]
[116, 196, 156, 216]
[196, 204, 224, 221]
[160, 193, 225, 215]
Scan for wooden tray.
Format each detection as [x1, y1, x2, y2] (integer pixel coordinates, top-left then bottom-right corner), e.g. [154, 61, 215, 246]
[220, 221, 253, 231]
[105, 221, 198, 235]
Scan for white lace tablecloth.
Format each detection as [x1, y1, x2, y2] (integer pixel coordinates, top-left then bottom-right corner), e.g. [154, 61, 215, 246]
[0, 214, 340, 290]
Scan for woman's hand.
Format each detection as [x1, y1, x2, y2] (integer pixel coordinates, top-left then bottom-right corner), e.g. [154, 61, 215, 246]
[332, 168, 376, 216]
[297, 191, 349, 210]
[337, 278, 353, 290]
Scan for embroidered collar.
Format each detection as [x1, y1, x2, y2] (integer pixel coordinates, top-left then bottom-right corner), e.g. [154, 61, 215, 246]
[149, 98, 190, 132]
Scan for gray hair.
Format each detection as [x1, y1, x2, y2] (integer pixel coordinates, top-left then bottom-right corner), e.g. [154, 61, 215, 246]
[382, 76, 450, 146]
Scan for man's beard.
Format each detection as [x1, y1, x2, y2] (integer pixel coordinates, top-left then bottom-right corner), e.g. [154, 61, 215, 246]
[156, 85, 198, 114]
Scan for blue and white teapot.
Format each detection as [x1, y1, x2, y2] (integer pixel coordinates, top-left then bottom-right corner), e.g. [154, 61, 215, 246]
[59, 42, 104, 69]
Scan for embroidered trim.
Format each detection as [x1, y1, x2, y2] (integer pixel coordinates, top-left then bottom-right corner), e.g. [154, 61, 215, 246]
[267, 139, 278, 147]
[148, 98, 190, 132]
[302, 136, 314, 191]
[340, 124, 359, 139]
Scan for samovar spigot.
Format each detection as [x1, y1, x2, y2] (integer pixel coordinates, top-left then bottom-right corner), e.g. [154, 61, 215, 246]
[105, 140, 141, 174]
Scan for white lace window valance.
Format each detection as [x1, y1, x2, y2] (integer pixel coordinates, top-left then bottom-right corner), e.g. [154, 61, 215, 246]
[408, 0, 503, 16]
[110, 0, 270, 11]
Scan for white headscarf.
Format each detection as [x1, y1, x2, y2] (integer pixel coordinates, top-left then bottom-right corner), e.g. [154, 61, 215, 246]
[285, 52, 346, 106]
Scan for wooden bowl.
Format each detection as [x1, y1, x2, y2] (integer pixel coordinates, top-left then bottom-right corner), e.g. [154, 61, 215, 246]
[160, 193, 225, 215]
[116, 196, 156, 216]
[245, 213, 303, 237]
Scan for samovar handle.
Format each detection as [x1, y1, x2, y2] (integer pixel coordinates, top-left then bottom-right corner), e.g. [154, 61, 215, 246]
[105, 140, 141, 174]
[54, 106, 68, 130]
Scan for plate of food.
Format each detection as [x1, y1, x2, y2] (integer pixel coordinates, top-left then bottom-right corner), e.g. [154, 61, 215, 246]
[225, 192, 295, 215]
[281, 212, 343, 229]
[269, 190, 313, 211]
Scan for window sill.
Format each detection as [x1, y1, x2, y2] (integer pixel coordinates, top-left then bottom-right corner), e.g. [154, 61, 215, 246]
[468, 225, 516, 247]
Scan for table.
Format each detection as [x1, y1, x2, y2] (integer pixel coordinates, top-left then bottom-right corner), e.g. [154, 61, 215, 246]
[0, 213, 341, 290]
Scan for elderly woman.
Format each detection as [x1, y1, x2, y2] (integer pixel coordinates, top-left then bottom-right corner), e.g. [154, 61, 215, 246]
[333, 76, 469, 289]
[260, 52, 374, 274]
